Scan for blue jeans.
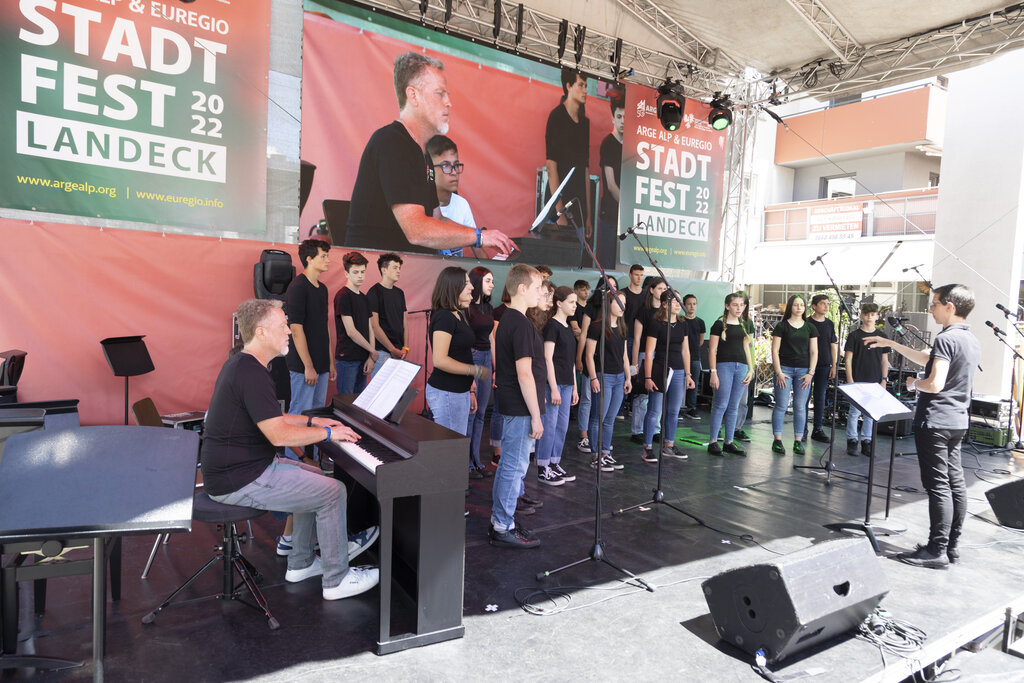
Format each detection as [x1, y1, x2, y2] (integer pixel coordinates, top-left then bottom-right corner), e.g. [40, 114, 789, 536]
[772, 365, 811, 438]
[577, 370, 592, 435]
[645, 368, 687, 445]
[588, 372, 625, 455]
[537, 384, 573, 465]
[810, 365, 831, 431]
[710, 362, 748, 443]
[370, 351, 393, 380]
[491, 415, 533, 531]
[425, 384, 470, 437]
[631, 350, 647, 434]
[288, 370, 330, 415]
[686, 358, 702, 410]
[846, 402, 875, 442]
[335, 359, 367, 395]
[210, 459, 349, 587]
[734, 380, 750, 431]
[466, 349, 492, 467]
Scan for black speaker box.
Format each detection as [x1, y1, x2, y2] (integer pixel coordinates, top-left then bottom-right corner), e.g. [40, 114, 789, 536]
[702, 538, 888, 663]
[985, 478, 1024, 529]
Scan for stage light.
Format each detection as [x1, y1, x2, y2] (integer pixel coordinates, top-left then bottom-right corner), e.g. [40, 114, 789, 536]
[557, 19, 568, 60]
[492, 0, 501, 40]
[656, 79, 685, 131]
[574, 25, 586, 64]
[444, 0, 453, 25]
[612, 38, 622, 79]
[708, 94, 733, 131]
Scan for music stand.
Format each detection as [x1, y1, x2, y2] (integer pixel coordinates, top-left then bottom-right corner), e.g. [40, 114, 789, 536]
[825, 383, 912, 552]
[100, 336, 155, 425]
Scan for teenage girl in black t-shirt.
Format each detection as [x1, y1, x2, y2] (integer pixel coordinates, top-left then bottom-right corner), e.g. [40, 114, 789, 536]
[770, 295, 819, 455]
[642, 290, 695, 461]
[426, 267, 491, 451]
[585, 290, 631, 469]
[536, 286, 580, 485]
[466, 266, 496, 477]
[629, 278, 666, 441]
[707, 292, 754, 457]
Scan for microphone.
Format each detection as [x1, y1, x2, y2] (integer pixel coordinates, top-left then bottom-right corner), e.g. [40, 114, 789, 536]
[809, 252, 827, 266]
[996, 303, 1019, 318]
[901, 264, 924, 273]
[887, 316, 905, 333]
[618, 222, 645, 241]
[555, 198, 576, 217]
[986, 320, 1006, 335]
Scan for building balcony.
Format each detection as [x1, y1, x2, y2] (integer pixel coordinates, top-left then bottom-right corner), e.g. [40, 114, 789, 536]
[762, 187, 937, 242]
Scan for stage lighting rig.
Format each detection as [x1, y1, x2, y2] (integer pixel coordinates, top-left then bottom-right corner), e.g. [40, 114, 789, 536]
[656, 79, 685, 131]
[708, 93, 733, 131]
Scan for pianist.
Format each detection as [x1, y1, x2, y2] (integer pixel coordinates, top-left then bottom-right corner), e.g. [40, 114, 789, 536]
[201, 299, 380, 600]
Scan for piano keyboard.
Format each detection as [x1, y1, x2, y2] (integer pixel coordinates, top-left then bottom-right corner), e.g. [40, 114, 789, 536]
[331, 429, 407, 472]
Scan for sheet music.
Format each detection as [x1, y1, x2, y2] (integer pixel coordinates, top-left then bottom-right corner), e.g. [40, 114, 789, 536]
[354, 358, 420, 419]
[839, 382, 913, 423]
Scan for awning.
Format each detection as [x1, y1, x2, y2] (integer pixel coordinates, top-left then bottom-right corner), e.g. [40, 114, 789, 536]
[743, 239, 933, 286]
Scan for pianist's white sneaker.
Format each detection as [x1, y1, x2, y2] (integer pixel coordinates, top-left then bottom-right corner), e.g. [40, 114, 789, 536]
[323, 566, 380, 601]
[285, 556, 323, 583]
[348, 525, 380, 561]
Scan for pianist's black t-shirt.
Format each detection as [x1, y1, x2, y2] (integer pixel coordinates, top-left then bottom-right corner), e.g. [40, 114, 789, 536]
[201, 352, 281, 496]
[428, 309, 475, 393]
[543, 317, 576, 386]
[494, 308, 545, 417]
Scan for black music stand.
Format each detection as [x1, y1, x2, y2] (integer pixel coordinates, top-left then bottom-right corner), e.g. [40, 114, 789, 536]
[0, 426, 197, 680]
[100, 336, 155, 426]
[825, 383, 911, 552]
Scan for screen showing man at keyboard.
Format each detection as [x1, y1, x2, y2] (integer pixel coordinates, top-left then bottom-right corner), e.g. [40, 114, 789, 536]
[200, 299, 382, 602]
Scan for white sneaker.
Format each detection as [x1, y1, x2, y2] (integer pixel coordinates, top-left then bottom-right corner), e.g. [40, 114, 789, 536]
[576, 437, 591, 453]
[285, 556, 323, 583]
[552, 463, 575, 482]
[323, 566, 380, 600]
[601, 454, 624, 470]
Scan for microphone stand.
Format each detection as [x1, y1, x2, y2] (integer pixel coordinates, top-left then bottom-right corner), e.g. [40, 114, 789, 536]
[537, 202, 652, 591]
[612, 231, 706, 527]
[793, 255, 857, 484]
[985, 324, 1024, 452]
[907, 265, 933, 291]
[409, 307, 431, 416]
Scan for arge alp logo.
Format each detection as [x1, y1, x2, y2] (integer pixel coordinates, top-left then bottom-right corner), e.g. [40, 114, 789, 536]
[635, 99, 657, 119]
[683, 112, 713, 132]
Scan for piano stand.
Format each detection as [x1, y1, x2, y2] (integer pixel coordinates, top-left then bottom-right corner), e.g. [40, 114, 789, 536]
[316, 395, 469, 655]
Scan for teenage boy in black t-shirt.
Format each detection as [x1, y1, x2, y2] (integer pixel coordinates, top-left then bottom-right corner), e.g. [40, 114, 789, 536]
[367, 253, 408, 380]
[489, 264, 545, 549]
[285, 239, 335, 417]
[843, 303, 889, 455]
[334, 251, 377, 395]
[807, 294, 839, 442]
[545, 68, 591, 235]
[682, 294, 706, 419]
[866, 284, 980, 569]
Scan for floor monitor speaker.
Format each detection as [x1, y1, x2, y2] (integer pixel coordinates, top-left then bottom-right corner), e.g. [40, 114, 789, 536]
[702, 538, 888, 663]
[985, 478, 1024, 529]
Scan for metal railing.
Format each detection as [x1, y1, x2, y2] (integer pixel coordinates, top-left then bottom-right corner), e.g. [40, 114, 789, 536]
[762, 190, 937, 242]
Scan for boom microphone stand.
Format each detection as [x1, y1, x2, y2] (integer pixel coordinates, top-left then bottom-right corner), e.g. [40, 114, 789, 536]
[612, 229, 706, 526]
[537, 190, 651, 591]
[793, 255, 857, 484]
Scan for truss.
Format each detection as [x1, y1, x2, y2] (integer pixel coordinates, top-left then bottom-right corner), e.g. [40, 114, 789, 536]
[718, 86, 758, 286]
[782, 0, 862, 64]
[344, 0, 743, 99]
[769, 3, 1024, 103]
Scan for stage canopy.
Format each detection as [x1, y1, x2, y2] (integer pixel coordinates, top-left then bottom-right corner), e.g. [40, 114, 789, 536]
[351, 1, 1024, 104]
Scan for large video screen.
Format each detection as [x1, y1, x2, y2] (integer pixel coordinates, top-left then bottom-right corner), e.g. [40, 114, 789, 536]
[301, 8, 728, 271]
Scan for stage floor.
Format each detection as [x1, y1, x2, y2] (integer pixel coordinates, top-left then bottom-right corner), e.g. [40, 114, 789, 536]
[5, 405, 1024, 682]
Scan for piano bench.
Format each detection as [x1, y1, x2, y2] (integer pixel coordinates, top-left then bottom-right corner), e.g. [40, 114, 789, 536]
[141, 493, 279, 630]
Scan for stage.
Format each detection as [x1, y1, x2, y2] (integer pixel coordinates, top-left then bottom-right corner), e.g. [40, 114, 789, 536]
[5, 405, 1024, 682]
